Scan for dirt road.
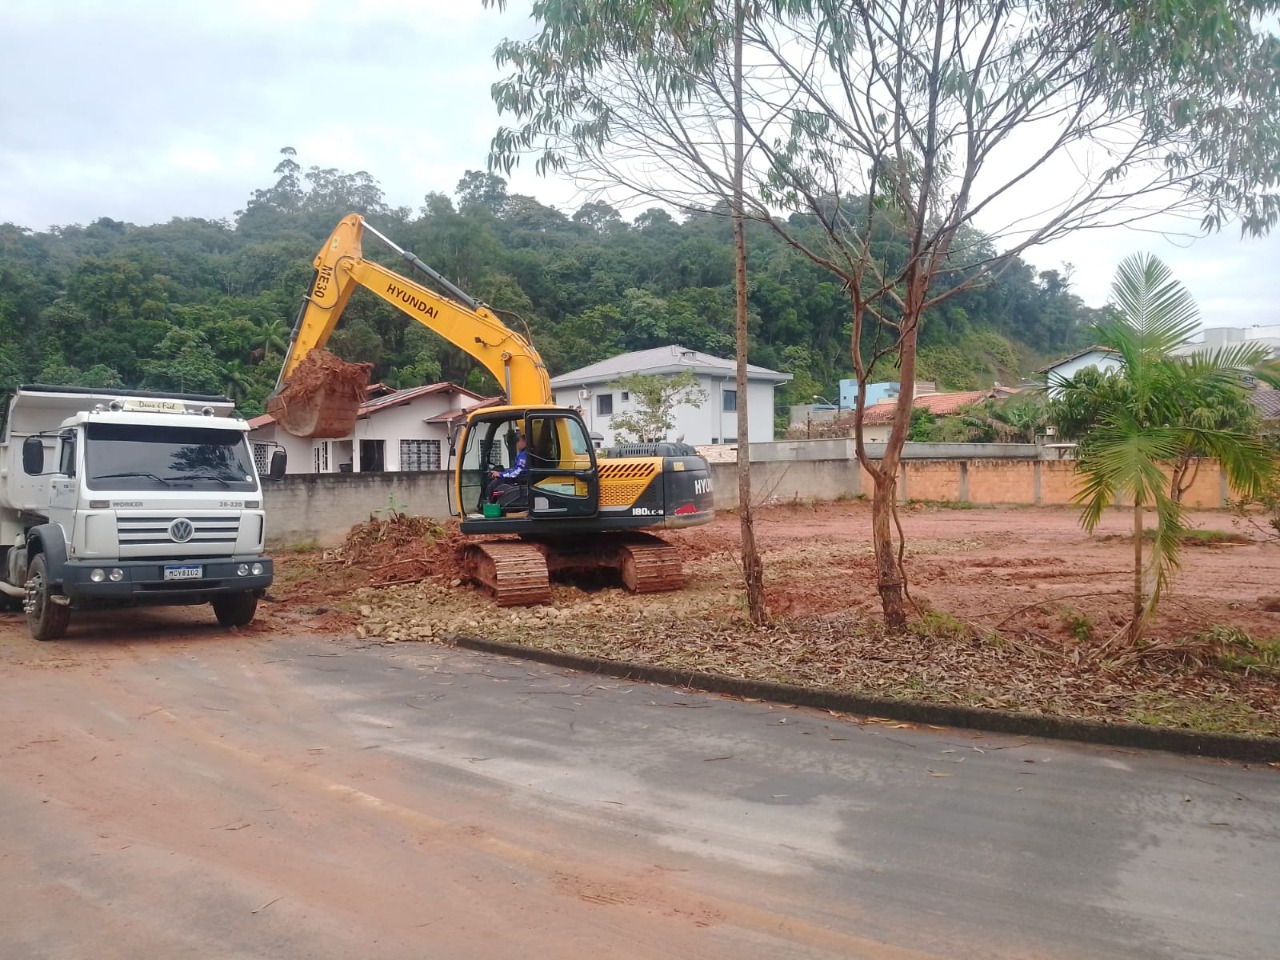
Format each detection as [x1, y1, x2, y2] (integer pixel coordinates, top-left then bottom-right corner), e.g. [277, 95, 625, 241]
[2, 613, 1276, 960]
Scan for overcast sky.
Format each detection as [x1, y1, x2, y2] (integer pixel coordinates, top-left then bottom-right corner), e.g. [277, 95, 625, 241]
[3, 0, 1278, 331]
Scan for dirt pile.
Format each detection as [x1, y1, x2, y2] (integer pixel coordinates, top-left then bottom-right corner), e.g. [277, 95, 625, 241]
[328, 511, 471, 586]
[266, 350, 373, 438]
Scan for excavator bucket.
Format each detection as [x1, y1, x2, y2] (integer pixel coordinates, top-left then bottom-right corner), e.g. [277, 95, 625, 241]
[266, 350, 373, 439]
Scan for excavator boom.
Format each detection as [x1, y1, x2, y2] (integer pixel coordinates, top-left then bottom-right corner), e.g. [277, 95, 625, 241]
[268, 213, 551, 438]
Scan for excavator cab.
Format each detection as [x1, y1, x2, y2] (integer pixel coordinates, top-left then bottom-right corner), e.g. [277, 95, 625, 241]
[455, 407, 599, 531]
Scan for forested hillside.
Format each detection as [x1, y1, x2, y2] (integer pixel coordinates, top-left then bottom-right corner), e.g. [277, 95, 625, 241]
[0, 153, 1099, 425]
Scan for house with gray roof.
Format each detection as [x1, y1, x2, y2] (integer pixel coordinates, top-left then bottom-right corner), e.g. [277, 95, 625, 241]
[549, 345, 792, 446]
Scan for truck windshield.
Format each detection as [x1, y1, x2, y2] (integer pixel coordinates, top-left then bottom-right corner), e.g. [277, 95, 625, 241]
[85, 423, 258, 491]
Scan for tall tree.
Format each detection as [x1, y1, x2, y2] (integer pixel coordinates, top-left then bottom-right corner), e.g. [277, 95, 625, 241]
[482, 0, 1280, 633]
[483, 0, 783, 622]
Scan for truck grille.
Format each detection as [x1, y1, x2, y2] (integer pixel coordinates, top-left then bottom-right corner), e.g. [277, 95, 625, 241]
[117, 515, 241, 547]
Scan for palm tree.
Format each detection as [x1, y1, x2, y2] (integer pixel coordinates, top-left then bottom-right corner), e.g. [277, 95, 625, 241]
[256, 318, 289, 361]
[1049, 253, 1274, 643]
[222, 360, 252, 403]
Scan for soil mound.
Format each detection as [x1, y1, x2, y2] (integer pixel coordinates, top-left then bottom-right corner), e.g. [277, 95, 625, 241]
[329, 511, 470, 586]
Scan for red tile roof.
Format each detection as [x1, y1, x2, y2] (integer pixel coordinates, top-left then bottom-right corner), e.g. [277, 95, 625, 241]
[859, 390, 991, 423]
[249, 381, 484, 429]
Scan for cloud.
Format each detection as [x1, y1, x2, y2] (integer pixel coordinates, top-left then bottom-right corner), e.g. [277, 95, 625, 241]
[0, 0, 526, 228]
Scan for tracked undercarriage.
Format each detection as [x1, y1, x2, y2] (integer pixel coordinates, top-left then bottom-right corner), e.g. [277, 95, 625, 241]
[462, 532, 685, 607]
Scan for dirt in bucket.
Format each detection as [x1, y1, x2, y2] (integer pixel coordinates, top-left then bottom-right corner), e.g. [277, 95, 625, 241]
[267, 350, 373, 438]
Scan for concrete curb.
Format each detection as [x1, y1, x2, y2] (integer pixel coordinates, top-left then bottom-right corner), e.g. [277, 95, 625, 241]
[449, 634, 1280, 764]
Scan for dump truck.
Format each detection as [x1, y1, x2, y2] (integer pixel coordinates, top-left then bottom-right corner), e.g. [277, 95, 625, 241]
[0, 385, 285, 640]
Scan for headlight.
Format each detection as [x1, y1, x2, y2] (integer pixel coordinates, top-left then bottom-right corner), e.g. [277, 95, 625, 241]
[237, 564, 249, 576]
[109, 569, 124, 582]
[251, 563, 263, 576]
[90, 569, 105, 583]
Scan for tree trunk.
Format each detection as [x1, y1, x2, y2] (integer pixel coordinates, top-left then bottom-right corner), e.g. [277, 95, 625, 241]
[870, 318, 920, 635]
[1131, 499, 1144, 644]
[871, 469, 905, 632]
[732, 0, 765, 624]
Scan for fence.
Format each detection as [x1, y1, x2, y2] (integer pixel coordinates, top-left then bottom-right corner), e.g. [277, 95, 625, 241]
[261, 448, 1232, 548]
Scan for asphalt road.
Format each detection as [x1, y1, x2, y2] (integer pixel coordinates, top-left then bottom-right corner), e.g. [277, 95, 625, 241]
[0, 627, 1276, 959]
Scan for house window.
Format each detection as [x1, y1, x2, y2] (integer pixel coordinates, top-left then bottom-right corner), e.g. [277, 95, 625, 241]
[361, 439, 386, 472]
[620, 391, 630, 403]
[596, 393, 614, 416]
[400, 439, 441, 471]
[313, 441, 330, 473]
[723, 389, 737, 412]
[252, 443, 270, 474]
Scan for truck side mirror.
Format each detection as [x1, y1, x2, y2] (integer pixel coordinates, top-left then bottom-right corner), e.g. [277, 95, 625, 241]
[268, 450, 287, 481]
[22, 436, 44, 475]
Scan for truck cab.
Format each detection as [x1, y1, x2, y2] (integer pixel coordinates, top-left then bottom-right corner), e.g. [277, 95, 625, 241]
[0, 386, 284, 640]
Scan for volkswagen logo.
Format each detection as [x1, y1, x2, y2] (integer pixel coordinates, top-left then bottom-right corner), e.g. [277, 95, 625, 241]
[169, 519, 195, 543]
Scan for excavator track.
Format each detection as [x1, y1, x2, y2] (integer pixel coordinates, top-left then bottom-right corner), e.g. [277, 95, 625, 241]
[537, 532, 686, 599]
[462, 541, 551, 607]
[461, 533, 686, 607]
[615, 534, 686, 594]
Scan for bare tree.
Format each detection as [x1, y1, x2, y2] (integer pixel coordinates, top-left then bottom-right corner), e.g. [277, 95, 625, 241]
[482, 0, 1280, 632]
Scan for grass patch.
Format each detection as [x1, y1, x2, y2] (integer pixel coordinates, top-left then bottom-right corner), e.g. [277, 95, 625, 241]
[1126, 691, 1268, 735]
[913, 609, 975, 641]
[1147, 528, 1251, 545]
[1060, 607, 1095, 643]
[1199, 625, 1280, 676]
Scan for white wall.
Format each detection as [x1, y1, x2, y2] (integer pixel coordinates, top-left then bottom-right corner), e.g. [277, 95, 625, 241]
[250, 389, 483, 475]
[554, 374, 779, 446]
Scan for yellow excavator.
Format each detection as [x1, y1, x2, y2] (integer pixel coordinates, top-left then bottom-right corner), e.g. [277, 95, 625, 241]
[267, 213, 715, 605]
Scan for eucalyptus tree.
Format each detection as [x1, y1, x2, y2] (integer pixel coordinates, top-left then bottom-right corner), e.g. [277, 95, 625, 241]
[482, 0, 1280, 633]
[1049, 253, 1274, 642]
[484, 0, 781, 620]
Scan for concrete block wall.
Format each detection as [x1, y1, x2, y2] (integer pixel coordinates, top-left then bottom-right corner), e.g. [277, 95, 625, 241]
[264, 471, 454, 548]
[261, 456, 1236, 548]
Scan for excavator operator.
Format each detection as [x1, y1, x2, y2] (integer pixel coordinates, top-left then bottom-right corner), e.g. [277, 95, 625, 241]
[485, 432, 528, 510]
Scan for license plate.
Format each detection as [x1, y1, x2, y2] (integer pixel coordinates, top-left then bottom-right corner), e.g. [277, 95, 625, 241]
[163, 565, 203, 581]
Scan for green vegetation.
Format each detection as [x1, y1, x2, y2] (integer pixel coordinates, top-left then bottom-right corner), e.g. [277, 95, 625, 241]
[0, 151, 1095, 423]
[607, 370, 708, 443]
[1048, 254, 1274, 642]
[1145, 528, 1252, 546]
[1125, 691, 1269, 736]
[1060, 609, 1096, 643]
[913, 609, 973, 641]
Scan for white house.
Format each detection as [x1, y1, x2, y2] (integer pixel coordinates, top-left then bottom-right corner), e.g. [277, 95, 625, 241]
[248, 382, 489, 475]
[1171, 325, 1280, 360]
[1038, 346, 1121, 396]
[549, 344, 792, 446]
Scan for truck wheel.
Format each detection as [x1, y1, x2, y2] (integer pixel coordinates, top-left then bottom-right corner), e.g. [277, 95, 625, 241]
[212, 591, 258, 628]
[26, 554, 71, 641]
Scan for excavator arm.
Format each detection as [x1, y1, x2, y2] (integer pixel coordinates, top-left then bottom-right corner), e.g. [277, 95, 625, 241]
[269, 213, 552, 438]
